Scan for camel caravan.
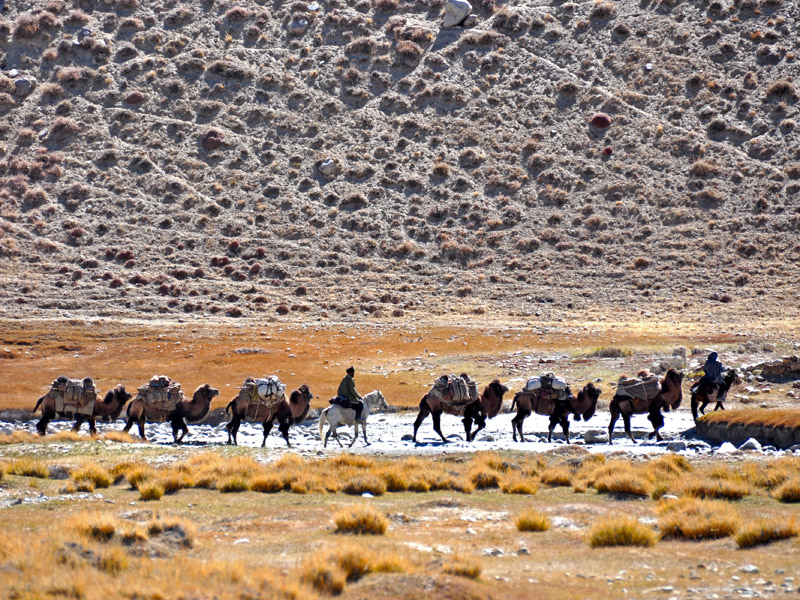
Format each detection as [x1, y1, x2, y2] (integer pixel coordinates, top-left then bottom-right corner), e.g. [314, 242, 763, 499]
[29, 352, 741, 447]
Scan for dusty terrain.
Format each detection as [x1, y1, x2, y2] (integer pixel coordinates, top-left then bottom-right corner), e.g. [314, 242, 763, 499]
[1, 0, 799, 322]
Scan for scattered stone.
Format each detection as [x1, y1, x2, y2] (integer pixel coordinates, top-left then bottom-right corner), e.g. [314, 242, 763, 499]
[288, 17, 309, 36]
[583, 429, 609, 444]
[443, 0, 472, 28]
[739, 438, 762, 452]
[740, 565, 760, 574]
[318, 158, 336, 177]
[590, 112, 613, 128]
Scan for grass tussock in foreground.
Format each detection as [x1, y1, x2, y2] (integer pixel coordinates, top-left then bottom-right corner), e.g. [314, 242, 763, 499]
[333, 505, 388, 535]
[735, 518, 799, 548]
[588, 516, 658, 548]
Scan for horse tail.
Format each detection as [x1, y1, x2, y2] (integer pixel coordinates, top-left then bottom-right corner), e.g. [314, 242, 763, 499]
[318, 407, 328, 440]
[33, 396, 44, 414]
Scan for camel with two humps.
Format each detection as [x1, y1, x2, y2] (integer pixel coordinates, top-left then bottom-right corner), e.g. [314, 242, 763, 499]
[413, 378, 508, 443]
[318, 390, 388, 448]
[511, 383, 602, 443]
[226, 384, 313, 447]
[33, 385, 132, 436]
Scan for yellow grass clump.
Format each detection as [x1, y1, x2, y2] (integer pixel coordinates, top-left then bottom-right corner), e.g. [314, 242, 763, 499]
[443, 555, 482, 579]
[7, 457, 49, 478]
[515, 510, 551, 532]
[342, 475, 387, 496]
[501, 477, 539, 495]
[333, 505, 388, 535]
[540, 466, 573, 487]
[735, 519, 799, 548]
[138, 481, 165, 501]
[219, 475, 251, 493]
[299, 558, 346, 595]
[658, 497, 740, 540]
[71, 463, 113, 489]
[773, 478, 800, 503]
[588, 516, 658, 548]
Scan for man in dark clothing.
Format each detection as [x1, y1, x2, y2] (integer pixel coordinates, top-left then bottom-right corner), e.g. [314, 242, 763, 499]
[337, 366, 365, 422]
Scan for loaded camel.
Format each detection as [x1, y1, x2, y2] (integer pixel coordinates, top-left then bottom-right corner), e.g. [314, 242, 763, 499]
[34, 384, 132, 436]
[319, 390, 389, 448]
[511, 382, 602, 443]
[608, 368, 684, 444]
[413, 375, 509, 443]
[691, 368, 741, 422]
[123, 383, 219, 443]
[226, 384, 313, 447]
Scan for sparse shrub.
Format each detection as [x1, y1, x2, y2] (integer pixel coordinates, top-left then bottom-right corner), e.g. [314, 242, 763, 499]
[333, 505, 388, 535]
[516, 510, 551, 532]
[588, 516, 657, 548]
[658, 498, 740, 540]
[443, 555, 482, 579]
[735, 519, 798, 548]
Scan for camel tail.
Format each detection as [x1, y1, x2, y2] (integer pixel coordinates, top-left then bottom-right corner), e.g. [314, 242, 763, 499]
[33, 397, 43, 414]
[318, 408, 328, 440]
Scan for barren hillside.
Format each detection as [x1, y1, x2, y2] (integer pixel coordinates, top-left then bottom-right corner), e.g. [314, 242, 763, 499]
[1, 0, 798, 323]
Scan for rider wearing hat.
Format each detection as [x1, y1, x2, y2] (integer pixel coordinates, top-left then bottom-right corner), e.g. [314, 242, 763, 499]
[337, 366, 365, 422]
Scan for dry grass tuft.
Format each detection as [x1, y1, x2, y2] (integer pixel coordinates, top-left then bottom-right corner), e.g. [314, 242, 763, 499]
[515, 510, 551, 532]
[7, 457, 48, 478]
[333, 505, 388, 535]
[443, 555, 482, 579]
[71, 463, 113, 489]
[342, 475, 387, 496]
[299, 558, 346, 595]
[138, 481, 165, 501]
[588, 516, 657, 548]
[773, 478, 800, 503]
[735, 518, 798, 548]
[658, 497, 740, 540]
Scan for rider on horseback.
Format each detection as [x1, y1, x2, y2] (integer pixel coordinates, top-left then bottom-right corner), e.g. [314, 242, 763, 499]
[336, 366, 365, 422]
[697, 351, 728, 400]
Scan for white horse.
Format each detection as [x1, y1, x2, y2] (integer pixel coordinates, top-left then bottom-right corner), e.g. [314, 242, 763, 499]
[318, 390, 389, 448]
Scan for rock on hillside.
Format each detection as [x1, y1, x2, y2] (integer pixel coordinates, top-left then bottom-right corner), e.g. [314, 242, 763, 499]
[0, 0, 798, 322]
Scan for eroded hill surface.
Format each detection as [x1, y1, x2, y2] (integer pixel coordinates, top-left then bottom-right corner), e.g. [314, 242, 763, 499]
[1, 0, 798, 322]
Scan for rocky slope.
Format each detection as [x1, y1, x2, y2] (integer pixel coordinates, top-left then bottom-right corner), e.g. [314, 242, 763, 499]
[0, 0, 798, 322]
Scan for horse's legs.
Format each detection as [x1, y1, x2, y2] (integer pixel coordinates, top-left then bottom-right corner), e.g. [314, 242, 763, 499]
[412, 404, 430, 443]
[622, 412, 635, 444]
[608, 405, 620, 445]
[262, 419, 274, 447]
[431, 410, 448, 443]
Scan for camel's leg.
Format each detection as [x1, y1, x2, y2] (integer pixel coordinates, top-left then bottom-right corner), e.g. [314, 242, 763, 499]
[72, 415, 85, 434]
[622, 412, 635, 444]
[513, 411, 530, 443]
[608, 406, 620, 445]
[560, 414, 570, 444]
[36, 407, 55, 436]
[412, 404, 430, 443]
[262, 419, 274, 447]
[431, 410, 448, 443]
[278, 418, 291, 448]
